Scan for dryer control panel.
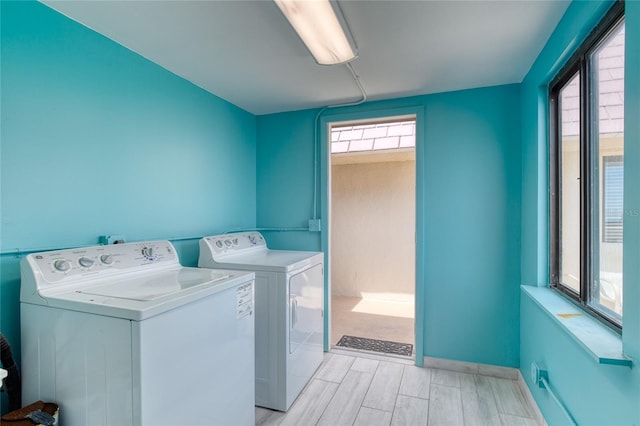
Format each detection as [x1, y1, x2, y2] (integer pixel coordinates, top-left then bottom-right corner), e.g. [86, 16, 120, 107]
[23, 241, 179, 286]
[201, 232, 266, 258]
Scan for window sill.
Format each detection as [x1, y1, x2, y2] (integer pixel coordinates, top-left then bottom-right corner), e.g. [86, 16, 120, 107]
[521, 285, 632, 367]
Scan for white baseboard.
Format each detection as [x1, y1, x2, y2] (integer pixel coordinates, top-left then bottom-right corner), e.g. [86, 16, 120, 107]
[422, 356, 519, 380]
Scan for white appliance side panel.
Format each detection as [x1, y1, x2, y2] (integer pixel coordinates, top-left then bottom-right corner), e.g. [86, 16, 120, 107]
[132, 280, 255, 426]
[254, 271, 287, 411]
[287, 263, 324, 409]
[20, 303, 134, 425]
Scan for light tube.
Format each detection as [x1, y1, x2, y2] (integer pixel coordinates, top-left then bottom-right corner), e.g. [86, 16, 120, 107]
[275, 0, 357, 65]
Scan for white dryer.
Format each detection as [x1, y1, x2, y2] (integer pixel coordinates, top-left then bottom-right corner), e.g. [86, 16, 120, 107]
[198, 232, 324, 412]
[20, 240, 255, 426]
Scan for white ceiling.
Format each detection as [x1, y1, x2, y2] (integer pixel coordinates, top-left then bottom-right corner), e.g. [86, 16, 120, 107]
[41, 0, 570, 115]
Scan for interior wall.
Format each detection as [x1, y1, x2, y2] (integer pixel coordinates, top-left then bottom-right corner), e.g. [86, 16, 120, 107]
[331, 159, 415, 301]
[0, 2, 257, 405]
[257, 84, 522, 368]
[520, 0, 640, 424]
[255, 108, 323, 252]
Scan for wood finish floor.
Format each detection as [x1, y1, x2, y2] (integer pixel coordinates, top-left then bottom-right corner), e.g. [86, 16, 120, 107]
[256, 350, 542, 426]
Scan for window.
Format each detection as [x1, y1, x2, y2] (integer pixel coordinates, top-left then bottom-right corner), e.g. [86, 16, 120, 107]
[603, 155, 624, 243]
[550, 3, 624, 328]
[330, 118, 416, 154]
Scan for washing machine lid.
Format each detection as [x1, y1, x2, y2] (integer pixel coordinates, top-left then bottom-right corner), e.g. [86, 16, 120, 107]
[40, 267, 253, 321]
[211, 249, 323, 273]
[21, 241, 255, 321]
[77, 268, 231, 301]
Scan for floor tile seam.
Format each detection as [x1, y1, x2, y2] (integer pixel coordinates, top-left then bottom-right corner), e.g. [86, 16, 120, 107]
[365, 363, 406, 412]
[389, 391, 404, 426]
[343, 355, 357, 382]
[314, 376, 345, 386]
[315, 376, 345, 384]
[313, 374, 357, 426]
[429, 380, 462, 390]
[360, 399, 394, 413]
[350, 356, 382, 375]
[396, 363, 409, 399]
[397, 390, 430, 402]
[310, 389, 334, 426]
[489, 383, 537, 421]
[391, 393, 431, 426]
[349, 385, 375, 425]
[328, 369, 377, 425]
[458, 385, 486, 426]
[317, 354, 357, 384]
[358, 369, 380, 416]
[358, 403, 394, 415]
[429, 368, 459, 385]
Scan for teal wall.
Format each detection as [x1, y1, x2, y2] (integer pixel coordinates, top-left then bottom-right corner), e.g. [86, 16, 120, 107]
[520, 0, 640, 424]
[257, 85, 522, 368]
[422, 87, 521, 367]
[256, 108, 323, 251]
[4, 0, 640, 422]
[0, 1, 257, 404]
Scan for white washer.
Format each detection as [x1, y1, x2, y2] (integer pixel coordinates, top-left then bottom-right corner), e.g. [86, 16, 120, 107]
[20, 240, 255, 426]
[198, 232, 324, 412]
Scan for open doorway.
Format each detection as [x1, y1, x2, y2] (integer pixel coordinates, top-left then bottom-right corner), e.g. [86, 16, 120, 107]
[328, 116, 416, 357]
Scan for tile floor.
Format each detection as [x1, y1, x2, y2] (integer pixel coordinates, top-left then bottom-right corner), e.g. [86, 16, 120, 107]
[331, 295, 414, 348]
[256, 350, 542, 426]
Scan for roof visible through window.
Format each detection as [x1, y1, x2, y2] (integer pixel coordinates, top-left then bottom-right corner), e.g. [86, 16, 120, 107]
[331, 119, 416, 154]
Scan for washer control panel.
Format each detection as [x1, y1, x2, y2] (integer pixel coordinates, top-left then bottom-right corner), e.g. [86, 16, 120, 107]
[202, 232, 266, 257]
[27, 241, 179, 284]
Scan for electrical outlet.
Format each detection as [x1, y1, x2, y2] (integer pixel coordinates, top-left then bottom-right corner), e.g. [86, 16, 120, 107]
[308, 219, 321, 232]
[530, 362, 548, 388]
[99, 235, 126, 245]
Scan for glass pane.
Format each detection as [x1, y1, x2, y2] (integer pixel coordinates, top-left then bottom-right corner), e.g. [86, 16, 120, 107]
[559, 73, 581, 293]
[591, 22, 624, 319]
[330, 119, 415, 154]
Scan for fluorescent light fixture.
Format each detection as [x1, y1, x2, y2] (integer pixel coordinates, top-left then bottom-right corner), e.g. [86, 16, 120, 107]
[275, 0, 357, 65]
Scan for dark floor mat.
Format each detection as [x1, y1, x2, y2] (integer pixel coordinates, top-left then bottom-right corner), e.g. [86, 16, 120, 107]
[336, 335, 413, 357]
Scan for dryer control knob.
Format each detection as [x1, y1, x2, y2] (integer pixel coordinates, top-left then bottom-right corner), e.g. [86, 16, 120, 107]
[78, 257, 94, 268]
[141, 247, 155, 260]
[100, 254, 114, 265]
[53, 259, 72, 272]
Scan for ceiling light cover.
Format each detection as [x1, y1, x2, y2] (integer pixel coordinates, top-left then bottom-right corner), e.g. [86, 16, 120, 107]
[275, 0, 357, 65]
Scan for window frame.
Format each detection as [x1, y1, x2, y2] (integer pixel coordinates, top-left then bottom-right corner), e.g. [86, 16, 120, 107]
[549, 1, 625, 331]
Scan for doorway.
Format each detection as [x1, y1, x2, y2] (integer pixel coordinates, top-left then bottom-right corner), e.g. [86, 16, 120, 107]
[328, 116, 416, 357]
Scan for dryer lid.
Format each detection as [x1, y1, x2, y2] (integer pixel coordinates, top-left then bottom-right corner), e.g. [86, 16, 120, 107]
[210, 249, 322, 272]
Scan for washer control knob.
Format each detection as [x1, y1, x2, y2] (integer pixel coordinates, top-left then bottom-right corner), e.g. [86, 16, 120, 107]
[224, 240, 232, 247]
[78, 257, 94, 268]
[215, 240, 223, 249]
[100, 254, 114, 265]
[53, 259, 72, 272]
[141, 247, 155, 260]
